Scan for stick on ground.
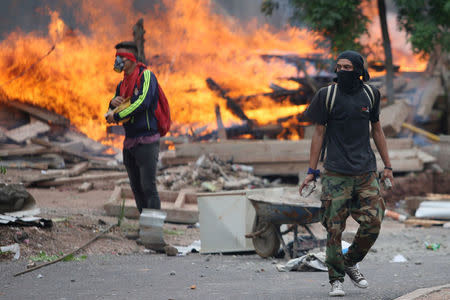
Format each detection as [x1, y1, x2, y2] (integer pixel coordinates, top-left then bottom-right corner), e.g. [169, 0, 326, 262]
[14, 224, 116, 277]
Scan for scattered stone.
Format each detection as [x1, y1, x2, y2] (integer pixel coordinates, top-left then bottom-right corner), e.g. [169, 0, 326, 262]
[170, 271, 176, 276]
[37, 274, 43, 279]
[164, 245, 179, 256]
[27, 261, 36, 269]
[78, 182, 93, 193]
[415, 261, 422, 265]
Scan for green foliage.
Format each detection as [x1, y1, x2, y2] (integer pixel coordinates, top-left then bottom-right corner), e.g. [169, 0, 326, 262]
[30, 251, 59, 262]
[261, 0, 369, 54]
[0, 159, 6, 175]
[261, 0, 279, 16]
[394, 0, 450, 56]
[117, 198, 126, 227]
[163, 228, 185, 235]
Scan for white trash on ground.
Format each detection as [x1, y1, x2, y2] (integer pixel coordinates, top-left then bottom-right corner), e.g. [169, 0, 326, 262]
[390, 254, 408, 263]
[0, 243, 20, 260]
[175, 240, 201, 256]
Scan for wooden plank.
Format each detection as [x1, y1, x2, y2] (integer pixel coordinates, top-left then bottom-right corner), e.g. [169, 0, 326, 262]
[160, 150, 195, 167]
[175, 139, 413, 164]
[22, 162, 90, 186]
[380, 100, 409, 136]
[404, 218, 447, 227]
[0, 145, 52, 157]
[36, 172, 128, 187]
[5, 121, 50, 143]
[174, 189, 188, 208]
[0, 160, 49, 170]
[30, 137, 96, 162]
[376, 157, 423, 172]
[6, 100, 69, 126]
[163, 203, 198, 224]
[425, 193, 450, 200]
[64, 131, 107, 154]
[119, 186, 198, 204]
[252, 162, 310, 176]
[175, 140, 311, 163]
[371, 138, 413, 150]
[45, 161, 89, 177]
[103, 186, 198, 223]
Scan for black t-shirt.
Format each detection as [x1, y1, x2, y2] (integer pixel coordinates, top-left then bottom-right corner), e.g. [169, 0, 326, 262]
[305, 84, 381, 175]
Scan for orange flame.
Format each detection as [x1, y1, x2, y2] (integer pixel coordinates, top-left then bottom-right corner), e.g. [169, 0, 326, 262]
[0, 0, 426, 147]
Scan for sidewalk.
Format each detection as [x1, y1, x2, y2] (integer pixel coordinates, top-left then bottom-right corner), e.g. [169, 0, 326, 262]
[395, 283, 450, 300]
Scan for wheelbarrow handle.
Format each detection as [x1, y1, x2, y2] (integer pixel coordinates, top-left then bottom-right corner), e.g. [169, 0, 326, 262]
[245, 222, 270, 238]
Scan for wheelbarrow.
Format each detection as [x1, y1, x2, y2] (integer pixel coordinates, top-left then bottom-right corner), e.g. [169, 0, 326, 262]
[245, 188, 324, 259]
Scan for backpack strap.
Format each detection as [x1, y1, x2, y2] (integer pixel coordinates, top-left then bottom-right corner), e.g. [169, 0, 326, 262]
[325, 84, 338, 113]
[362, 84, 375, 109]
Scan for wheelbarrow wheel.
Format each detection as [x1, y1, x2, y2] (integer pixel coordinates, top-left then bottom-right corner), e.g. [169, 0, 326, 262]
[252, 220, 280, 258]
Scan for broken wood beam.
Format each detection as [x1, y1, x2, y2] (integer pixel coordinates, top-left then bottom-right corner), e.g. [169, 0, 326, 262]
[5, 120, 50, 143]
[6, 100, 69, 127]
[45, 161, 89, 177]
[36, 172, 128, 187]
[0, 160, 49, 170]
[133, 18, 147, 64]
[215, 104, 227, 140]
[30, 137, 95, 162]
[0, 145, 52, 157]
[206, 78, 253, 126]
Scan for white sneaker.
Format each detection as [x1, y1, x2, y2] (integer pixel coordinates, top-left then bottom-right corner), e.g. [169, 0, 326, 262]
[329, 280, 345, 297]
[344, 264, 368, 288]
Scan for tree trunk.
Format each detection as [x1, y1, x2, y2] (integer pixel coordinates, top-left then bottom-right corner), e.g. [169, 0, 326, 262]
[377, 0, 395, 105]
[133, 18, 147, 64]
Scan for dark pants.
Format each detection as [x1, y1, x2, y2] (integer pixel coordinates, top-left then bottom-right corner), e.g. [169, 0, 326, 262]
[123, 141, 160, 212]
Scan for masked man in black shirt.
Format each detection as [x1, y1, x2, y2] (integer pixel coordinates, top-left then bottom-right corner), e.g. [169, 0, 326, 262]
[300, 50, 394, 297]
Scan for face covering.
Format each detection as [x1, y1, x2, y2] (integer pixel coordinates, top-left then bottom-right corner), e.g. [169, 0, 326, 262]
[113, 56, 125, 73]
[336, 70, 362, 94]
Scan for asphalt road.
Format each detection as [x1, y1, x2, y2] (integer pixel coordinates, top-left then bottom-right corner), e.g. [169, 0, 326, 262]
[1, 250, 449, 300]
[2, 220, 450, 300]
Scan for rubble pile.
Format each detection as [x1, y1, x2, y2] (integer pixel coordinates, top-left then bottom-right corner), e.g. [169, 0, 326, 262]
[158, 154, 274, 192]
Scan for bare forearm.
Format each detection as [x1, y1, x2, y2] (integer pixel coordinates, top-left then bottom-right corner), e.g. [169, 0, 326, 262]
[309, 125, 325, 169]
[372, 123, 391, 168]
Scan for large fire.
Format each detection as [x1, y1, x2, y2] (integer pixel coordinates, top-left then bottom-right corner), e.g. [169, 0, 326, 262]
[0, 0, 426, 146]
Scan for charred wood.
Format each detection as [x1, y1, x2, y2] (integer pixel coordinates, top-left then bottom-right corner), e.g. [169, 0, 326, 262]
[206, 78, 253, 126]
[133, 18, 147, 64]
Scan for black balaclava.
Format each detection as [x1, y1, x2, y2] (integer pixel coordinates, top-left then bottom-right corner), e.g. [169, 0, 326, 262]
[334, 50, 370, 94]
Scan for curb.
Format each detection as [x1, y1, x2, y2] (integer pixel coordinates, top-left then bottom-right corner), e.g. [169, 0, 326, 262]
[394, 283, 450, 300]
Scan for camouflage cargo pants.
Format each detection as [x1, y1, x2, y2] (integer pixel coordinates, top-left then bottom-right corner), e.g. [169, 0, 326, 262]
[320, 170, 385, 283]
